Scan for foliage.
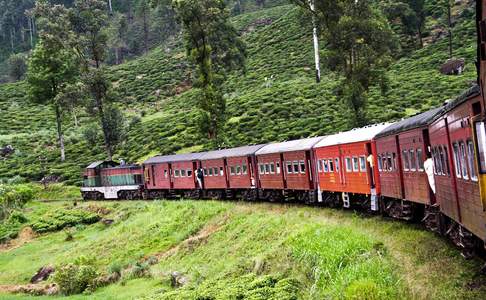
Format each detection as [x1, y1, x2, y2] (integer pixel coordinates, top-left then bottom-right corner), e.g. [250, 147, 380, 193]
[0, 184, 35, 221]
[54, 259, 98, 295]
[7, 53, 28, 81]
[30, 208, 100, 233]
[293, 0, 397, 126]
[173, 0, 246, 142]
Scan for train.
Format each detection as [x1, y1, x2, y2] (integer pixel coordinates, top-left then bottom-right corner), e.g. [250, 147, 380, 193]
[80, 0, 486, 259]
[81, 84, 486, 257]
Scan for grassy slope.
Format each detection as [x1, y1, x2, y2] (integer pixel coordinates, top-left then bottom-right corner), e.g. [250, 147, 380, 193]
[0, 197, 485, 299]
[0, 2, 478, 185]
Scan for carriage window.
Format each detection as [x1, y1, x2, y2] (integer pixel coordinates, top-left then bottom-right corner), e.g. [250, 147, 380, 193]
[444, 147, 451, 176]
[293, 161, 300, 173]
[402, 150, 410, 171]
[287, 162, 293, 174]
[467, 140, 478, 181]
[359, 156, 366, 172]
[209, 168, 214, 176]
[323, 160, 329, 172]
[329, 159, 334, 172]
[203, 168, 208, 176]
[174, 169, 180, 177]
[453, 143, 461, 178]
[219, 167, 223, 176]
[382, 155, 388, 172]
[352, 157, 359, 172]
[181, 169, 186, 177]
[409, 150, 416, 171]
[164, 170, 168, 178]
[269, 163, 275, 174]
[187, 170, 193, 177]
[460, 142, 469, 180]
[318, 159, 323, 172]
[275, 162, 280, 174]
[392, 153, 397, 171]
[377, 155, 383, 171]
[300, 160, 306, 173]
[387, 153, 393, 172]
[335, 158, 340, 172]
[417, 149, 424, 171]
[259, 164, 265, 175]
[345, 157, 352, 172]
[230, 166, 236, 175]
[265, 163, 270, 174]
[242, 164, 248, 175]
[474, 121, 486, 173]
[439, 147, 447, 176]
[234, 165, 240, 175]
[215, 167, 220, 176]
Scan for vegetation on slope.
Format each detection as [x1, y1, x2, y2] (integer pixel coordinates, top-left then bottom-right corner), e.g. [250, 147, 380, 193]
[0, 2, 478, 184]
[0, 195, 485, 299]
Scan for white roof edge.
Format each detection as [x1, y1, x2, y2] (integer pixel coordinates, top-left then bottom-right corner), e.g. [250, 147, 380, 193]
[313, 123, 393, 148]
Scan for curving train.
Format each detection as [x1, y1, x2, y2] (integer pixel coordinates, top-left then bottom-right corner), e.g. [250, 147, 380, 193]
[82, 85, 486, 257]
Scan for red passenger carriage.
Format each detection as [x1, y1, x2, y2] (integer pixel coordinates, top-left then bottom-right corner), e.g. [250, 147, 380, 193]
[143, 153, 205, 199]
[198, 145, 266, 200]
[429, 85, 486, 254]
[313, 124, 391, 209]
[255, 137, 324, 202]
[375, 107, 444, 220]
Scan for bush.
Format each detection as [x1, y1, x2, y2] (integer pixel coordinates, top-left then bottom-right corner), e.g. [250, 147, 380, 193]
[54, 262, 98, 295]
[0, 184, 36, 221]
[31, 208, 100, 233]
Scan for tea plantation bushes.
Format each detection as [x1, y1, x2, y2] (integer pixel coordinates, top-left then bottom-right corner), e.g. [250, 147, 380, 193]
[31, 208, 100, 233]
[54, 257, 98, 295]
[147, 273, 299, 300]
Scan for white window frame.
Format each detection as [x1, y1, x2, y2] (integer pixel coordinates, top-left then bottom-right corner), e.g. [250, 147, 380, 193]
[345, 157, 352, 172]
[323, 159, 329, 173]
[467, 140, 478, 181]
[352, 157, 359, 172]
[359, 156, 366, 172]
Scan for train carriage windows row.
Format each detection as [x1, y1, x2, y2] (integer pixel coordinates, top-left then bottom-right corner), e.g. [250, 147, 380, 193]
[318, 158, 339, 173]
[378, 152, 397, 172]
[451, 140, 478, 182]
[173, 169, 193, 178]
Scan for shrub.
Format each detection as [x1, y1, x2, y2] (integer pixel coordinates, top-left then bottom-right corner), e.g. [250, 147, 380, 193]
[54, 263, 98, 295]
[31, 208, 100, 233]
[0, 184, 36, 220]
[344, 280, 382, 300]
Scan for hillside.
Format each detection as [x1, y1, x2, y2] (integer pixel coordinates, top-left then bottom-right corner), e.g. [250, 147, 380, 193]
[0, 2, 478, 185]
[1, 193, 485, 299]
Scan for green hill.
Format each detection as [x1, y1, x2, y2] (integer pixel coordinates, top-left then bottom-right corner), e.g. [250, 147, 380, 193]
[1, 196, 485, 299]
[0, 2, 478, 184]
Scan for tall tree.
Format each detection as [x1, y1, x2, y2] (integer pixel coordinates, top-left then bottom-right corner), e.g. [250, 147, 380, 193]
[383, 0, 425, 49]
[136, 0, 150, 54]
[172, 0, 246, 143]
[70, 0, 118, 159]
[293, 0, 396, 126]
[27, 1, 79, 162]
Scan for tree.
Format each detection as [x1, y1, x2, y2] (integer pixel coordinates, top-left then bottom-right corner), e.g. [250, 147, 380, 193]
[70, 0, 118, 159]
[27, 40, 79, 161]
[136, 0, 150, 54]
[383, 0, 425, 49]
[102, 105, 127, 157]
[27, 1, 80, 162]
[107, 12, 128, 64]
[172, 0, 246, 142]
[7, 53, 27, 81]
[293, 0, 396, 126]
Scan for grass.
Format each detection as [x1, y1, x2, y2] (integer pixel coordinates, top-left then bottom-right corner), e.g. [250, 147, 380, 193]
[0, 198, 485, 299]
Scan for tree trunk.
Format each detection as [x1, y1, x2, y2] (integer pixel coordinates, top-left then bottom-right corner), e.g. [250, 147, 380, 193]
[29, 17, 34, 49]
[55, 104, 66, 162]
[309, 0, 321, 83]
[417, 26, 423, 48]
[447, 3, 452, 58]
[108, 0, 113, 14]
[143, 9, 149, 54]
